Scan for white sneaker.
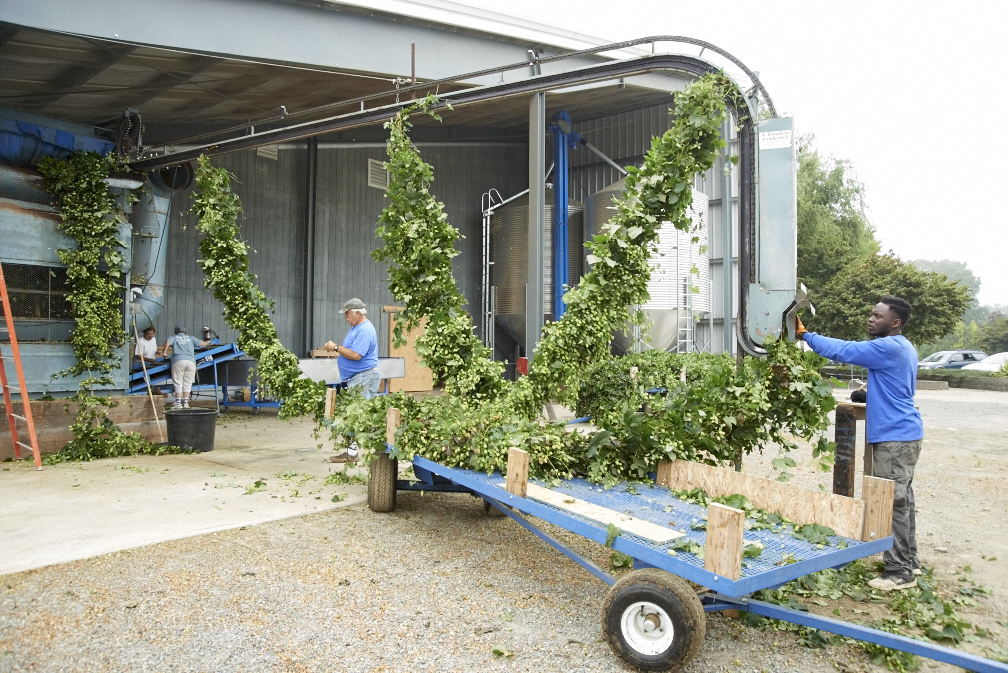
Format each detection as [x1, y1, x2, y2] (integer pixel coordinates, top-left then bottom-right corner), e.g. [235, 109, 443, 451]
[182, 399, 190, 409]
[868, 571, 917, 592]
[171, 400, 183, 410]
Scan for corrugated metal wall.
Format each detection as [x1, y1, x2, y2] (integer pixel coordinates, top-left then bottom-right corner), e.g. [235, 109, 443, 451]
[561, 102, 740, 354]
[156, 148, 308, 351]
[156, 143, 526, 357]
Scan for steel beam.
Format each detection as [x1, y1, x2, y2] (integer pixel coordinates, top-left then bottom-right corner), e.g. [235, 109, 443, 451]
[130, 53, 713, 169]
[740, 597, 1008, 673]
[0, 0, 586, 84]
[527, 91, 546, 355]
[489, 497, 615, 586]
[303, 137, 317, 357]
[721, 119, 734, 354]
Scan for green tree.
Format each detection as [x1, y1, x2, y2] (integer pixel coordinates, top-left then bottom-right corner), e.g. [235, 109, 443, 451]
[797, 135, 879, 295]
[977, 313, 1008, 353]
[910, 259, 980, 300]
[812, 253, 970, 345]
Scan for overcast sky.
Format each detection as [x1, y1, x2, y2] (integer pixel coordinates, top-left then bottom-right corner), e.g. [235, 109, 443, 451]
[463, 0, 1007, 306]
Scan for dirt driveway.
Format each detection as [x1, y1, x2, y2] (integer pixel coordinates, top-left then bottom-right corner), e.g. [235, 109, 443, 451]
[0, 388, 1005, 672]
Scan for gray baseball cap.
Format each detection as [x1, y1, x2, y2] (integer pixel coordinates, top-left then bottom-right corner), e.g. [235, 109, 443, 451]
[174, 325, 186, 334]
[340, 298, 366, 313]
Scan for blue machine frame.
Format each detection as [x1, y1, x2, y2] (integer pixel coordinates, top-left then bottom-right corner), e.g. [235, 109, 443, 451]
[128, 342, 281, 412]
[394, 454, 1008, 672]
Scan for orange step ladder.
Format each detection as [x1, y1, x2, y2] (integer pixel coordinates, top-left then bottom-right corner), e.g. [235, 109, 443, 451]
[0, 262, 42, 470]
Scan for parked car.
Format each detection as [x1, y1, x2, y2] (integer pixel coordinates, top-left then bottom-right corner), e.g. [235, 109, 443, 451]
[918, 350, 989, 369]
[962, 352, 1008, 371]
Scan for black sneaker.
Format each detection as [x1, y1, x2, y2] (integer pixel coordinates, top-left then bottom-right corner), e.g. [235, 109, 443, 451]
[868, 570, 917, 591]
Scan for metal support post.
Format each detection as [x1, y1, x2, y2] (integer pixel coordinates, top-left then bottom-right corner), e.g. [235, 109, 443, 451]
[550, 113, 572, 320]
[526, 92, 546, 355]
[303, 137, 317, 356]
[721, 119, 734, 355]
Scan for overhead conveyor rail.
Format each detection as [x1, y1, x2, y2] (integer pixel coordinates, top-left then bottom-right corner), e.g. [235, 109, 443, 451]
[353, 406, 1008, 672]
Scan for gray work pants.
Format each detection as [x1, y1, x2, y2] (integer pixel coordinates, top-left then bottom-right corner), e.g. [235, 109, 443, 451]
[870, 439, 922, 574]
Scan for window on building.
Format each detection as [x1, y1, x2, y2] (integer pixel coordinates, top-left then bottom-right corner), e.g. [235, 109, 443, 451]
[3, 263, 75, 342]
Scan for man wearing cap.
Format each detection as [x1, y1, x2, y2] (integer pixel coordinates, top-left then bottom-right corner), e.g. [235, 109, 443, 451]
[324, 298, 380, 398]
[324, 299, 380, 463]
[161, 326, 211, 409]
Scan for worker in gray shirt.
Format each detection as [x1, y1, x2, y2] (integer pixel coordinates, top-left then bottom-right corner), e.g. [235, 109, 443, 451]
[161, 326, 210, 409]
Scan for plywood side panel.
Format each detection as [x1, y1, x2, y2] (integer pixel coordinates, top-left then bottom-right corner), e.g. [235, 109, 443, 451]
[656, 459, 866, 540]
[387, 313, 433, 392]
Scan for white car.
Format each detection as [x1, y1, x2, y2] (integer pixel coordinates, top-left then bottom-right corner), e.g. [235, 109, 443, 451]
[962, 351, 1008, 371]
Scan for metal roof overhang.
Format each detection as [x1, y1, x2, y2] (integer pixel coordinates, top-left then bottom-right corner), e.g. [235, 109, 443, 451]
[127, 49, 767, 356]
[132, 52, 753, 170]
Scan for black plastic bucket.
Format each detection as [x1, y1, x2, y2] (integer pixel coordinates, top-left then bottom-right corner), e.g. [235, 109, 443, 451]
[164, 408, 217, 452]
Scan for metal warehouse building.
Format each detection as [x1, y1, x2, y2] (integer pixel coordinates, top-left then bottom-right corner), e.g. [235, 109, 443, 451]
[0, 0, 793, 395]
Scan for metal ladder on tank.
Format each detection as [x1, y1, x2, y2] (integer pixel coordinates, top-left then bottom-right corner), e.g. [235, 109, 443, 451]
[0, 262, 42, 470]
[675, 230, 696, 353]
[676, 276, 695, 353]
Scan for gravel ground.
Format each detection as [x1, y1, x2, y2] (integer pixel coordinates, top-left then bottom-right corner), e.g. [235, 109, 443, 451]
[1, 388, 1005, 672]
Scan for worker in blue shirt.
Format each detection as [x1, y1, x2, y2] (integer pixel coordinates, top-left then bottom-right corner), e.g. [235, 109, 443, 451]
[324, 298, 380, 462]
[796, 296, 923, 591]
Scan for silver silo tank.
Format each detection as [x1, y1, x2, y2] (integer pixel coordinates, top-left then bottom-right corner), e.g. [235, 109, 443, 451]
[583, 179, 710, 352]
[490, 187, 584, 349]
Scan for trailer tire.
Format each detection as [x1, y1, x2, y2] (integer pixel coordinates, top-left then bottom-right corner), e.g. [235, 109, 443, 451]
[602, 569, 705, 671]
[483, 498, 507, 517]
[367, 453, 397, 512]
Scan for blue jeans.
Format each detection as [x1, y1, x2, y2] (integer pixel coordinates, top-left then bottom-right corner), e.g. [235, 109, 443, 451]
[346, 368, 381, 399]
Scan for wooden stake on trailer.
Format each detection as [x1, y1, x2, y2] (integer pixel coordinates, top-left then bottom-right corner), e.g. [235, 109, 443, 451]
[385, 406, 401, 446]
[705, 502, 745, 581]
[506, 447, 529, 498]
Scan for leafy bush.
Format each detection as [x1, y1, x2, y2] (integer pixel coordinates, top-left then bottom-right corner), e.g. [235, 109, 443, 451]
[575, 340, 836, 479]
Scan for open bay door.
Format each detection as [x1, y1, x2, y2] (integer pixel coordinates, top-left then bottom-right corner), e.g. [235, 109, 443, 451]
[739, 116, 800, 354]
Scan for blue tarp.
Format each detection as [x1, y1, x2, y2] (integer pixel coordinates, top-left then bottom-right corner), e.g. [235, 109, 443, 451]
[0, 118, 115, 166]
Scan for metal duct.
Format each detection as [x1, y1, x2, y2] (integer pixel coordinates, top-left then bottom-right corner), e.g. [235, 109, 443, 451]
[584, 179, 710, 352]
[130, 164, 193, 330]
[491, 186, 583, 349]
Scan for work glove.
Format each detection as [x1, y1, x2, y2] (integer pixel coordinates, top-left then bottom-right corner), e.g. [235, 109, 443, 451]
[794, 316, 807, 340]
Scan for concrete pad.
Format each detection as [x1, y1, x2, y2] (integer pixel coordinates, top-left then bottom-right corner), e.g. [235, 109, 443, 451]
[0, 414, 367, 575]
[917, 379, 949, 390]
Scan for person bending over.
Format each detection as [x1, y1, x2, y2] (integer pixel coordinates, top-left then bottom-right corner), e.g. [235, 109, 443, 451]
[796, 296, 923, 591]
[162, 326, 210, 409]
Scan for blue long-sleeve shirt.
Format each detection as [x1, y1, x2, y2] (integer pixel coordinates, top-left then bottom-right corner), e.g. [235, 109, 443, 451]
[802, 332, 924, 443]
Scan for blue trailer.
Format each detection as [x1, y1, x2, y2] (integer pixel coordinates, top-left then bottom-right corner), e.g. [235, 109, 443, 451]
[363, 441, 1008, 672]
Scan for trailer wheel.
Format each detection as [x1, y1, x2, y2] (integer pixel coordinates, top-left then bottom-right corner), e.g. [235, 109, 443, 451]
[483, 498, 507, 517]
[602, 569, 705, 672]
[367, 453, 397, 512]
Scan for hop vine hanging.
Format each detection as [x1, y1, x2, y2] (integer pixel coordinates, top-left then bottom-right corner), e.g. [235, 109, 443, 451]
[322, 74, 836, 485]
